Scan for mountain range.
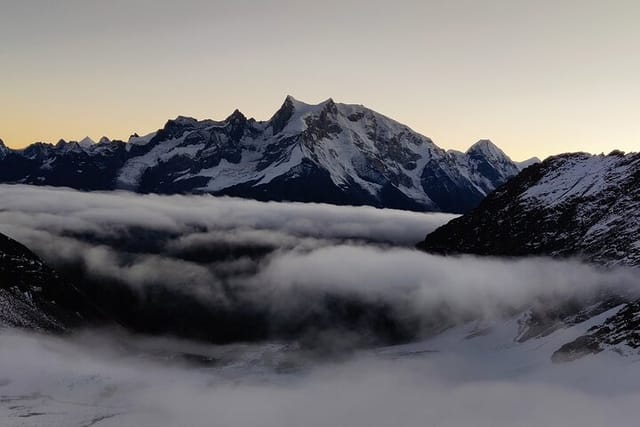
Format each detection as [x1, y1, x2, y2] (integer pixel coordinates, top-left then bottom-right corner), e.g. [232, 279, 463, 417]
[0, 149, 639, 363]
[3, 97, 638, 364]
[0, 96, 535, 213]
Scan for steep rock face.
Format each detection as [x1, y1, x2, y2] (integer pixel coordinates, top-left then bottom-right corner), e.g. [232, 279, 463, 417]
[0, 233, 93, 330]
[0, 139, 8, 160]
[0, 97, 524, 213]
[419, 151, 640, 360]
[552, 300, 640, 362]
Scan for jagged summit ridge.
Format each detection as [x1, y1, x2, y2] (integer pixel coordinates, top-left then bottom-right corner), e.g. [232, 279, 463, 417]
[0, 96, 526, 213]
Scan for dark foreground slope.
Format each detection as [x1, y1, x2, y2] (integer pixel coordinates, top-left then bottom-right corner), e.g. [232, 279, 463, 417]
[0, 233, 96, 330]
[420, 151, 640, 360]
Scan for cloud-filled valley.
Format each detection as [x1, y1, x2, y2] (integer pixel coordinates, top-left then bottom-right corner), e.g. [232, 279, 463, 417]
[1, 184, 639, 426]
[1, 184, 636, 346]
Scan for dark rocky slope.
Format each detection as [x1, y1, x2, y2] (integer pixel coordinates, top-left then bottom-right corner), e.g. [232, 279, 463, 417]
[0, 233, 97, 330]
[420, 151, 640, 360]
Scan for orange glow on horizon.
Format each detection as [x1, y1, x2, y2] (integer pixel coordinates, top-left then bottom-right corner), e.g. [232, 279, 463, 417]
[1, 1, 638, 161]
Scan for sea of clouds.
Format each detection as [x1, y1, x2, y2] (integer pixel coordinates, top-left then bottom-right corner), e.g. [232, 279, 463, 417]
[0, 185, 635, 332]
[1, 184, 639, 426]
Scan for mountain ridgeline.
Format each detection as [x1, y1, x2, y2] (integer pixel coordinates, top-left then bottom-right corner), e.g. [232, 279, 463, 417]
[420, 151, 640, 266]
[0, 97, 529, 213]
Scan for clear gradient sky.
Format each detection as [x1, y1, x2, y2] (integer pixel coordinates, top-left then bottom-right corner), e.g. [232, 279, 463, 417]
[1, 0, 638, 160]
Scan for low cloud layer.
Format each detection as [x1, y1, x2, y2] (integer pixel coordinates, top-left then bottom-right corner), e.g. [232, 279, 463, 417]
[1, 184, 639, 426]
[0, 184, 454, 245]
[0, 184, 638, 346]
[255, 246, 638, 314]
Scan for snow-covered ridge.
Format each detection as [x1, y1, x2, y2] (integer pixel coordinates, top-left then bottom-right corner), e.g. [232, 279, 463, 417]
[521, 153, 633, 207]
[420, 150, 640, 357]
[0, 96, 525, 213]
[423, 150, 640, 265]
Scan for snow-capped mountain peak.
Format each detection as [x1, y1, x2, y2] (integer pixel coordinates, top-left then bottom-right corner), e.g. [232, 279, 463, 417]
[78, 136, 96, 148]
[0, 139, 8, 160]
[0, 97, 524, 213]
[467, 139, 508, 161]
[226, 109, 247, 122]
[55, 140, 84, 154]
